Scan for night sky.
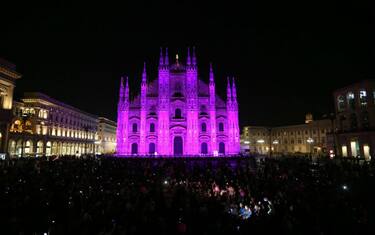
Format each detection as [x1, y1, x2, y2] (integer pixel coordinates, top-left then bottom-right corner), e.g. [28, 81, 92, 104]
[1, 1, 375, 128]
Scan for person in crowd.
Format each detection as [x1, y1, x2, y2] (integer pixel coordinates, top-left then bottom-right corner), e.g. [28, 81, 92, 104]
[0, 154, 374, 234]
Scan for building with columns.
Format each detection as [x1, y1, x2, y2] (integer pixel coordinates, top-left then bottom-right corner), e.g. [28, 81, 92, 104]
[8, 92, 100, 157]
[0, 58, 22, 156]
[116, 47, 240, 156]
[241, 114, 332, 156]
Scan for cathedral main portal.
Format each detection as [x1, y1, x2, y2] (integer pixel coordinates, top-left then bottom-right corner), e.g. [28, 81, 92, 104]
[173, 136, 183, 155]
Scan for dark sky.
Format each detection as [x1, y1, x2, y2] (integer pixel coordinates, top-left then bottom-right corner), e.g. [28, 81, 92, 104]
[1, 1, 375, 127]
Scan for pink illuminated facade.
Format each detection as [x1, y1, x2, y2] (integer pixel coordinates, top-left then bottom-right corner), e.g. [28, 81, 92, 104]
[116, 48, 240, 156]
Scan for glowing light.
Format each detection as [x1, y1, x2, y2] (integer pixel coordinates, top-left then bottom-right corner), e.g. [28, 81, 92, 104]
[272, 140, 279, 144]
[329, 149, 335, 158]
[244, 141, 250, 144]
[116, 48, 240, 156]
[257, 139, 265, 144]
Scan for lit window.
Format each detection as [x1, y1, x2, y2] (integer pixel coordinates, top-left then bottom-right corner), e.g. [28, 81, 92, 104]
[359, 90, 367, 107]
[201, 123, 207, 132]
[347, 92, 355, 110]
[42, 126, 47, 135]
[132, 123, 137, 133]
[150, 123, 155, 132]
[337, 95, 345, 111]
[219, 122, 224, 132]
[175, 109, 182, 119]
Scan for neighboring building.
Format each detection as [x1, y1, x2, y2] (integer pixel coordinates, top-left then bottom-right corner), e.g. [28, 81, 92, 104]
[330, 80, 375, 160]
[8, 92, 99, 157]
[97, 117, 117, 154]
[116, 47, 240, 156]
[0, 58, 21, 155]
[241, 126, 270, 154]
[241, 114, 331, 156]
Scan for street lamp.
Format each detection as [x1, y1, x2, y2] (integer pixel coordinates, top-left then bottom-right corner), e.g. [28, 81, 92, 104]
[307, 137, 314, 157]
[244, 140, 250, 155]
[272, 140, 279, 156]
[257, 139, 265, 155]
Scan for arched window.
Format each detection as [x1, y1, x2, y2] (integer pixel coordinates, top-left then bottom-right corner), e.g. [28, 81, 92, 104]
[337, 95, 345, 111]
[132, 123, 138, 133]
[219, 122, 224, 132]
[201, 123, 207, 132]
[347, 92, 355, 110]
[150, 123, 155, 132]
[175, 108, 182, 119]
[131, 143, 138, 154]
[24, 140, 33, 154]
[16, 140, 23, 157]
[37, 141, 44, 155]
[46, 141, 52, 156]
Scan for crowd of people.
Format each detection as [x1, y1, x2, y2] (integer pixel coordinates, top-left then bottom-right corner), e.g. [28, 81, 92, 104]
[0, 155, 374, 234]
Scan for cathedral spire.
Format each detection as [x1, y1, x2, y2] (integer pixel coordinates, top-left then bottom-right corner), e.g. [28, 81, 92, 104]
[232, 77, 237, 101]
[209, 63, 214, 83]
[227, 76, 232, 102]
[186, 47, 191, 66]
[192, 46, 197, 66]
[142, 62, 147, 83]
[164, 47, 169, 65]
[159, 47, 164, 66]
[125, 76, 129, 99]
[119, 76, 125, 104]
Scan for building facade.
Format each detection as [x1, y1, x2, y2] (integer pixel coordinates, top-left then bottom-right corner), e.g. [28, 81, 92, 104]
[241, 114, 331, 156]
[97, 117, 117, 154]
[8, 92, 99, 157]
[330, 80, 375, 160]
[117, 48, 240, 156]
[0, 58, 21, 156]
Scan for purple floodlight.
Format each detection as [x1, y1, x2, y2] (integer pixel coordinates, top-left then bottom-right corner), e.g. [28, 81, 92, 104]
[116, 47, 240, 156]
